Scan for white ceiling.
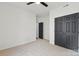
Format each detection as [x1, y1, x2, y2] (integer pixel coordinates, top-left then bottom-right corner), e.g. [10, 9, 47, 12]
[7, 2, 69, 17]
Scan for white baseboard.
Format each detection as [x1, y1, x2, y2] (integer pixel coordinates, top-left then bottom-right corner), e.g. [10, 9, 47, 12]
[0, 39, 36, 51]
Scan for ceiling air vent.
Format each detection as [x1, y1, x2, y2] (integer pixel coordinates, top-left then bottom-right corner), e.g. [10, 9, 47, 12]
[64, 4, 69, 7]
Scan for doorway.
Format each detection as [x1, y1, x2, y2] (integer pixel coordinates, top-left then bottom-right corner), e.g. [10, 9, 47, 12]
[39, 22, 43, 39]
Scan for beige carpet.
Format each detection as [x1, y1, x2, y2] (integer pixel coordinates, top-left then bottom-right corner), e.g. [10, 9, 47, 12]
[0, 39, 78, 56]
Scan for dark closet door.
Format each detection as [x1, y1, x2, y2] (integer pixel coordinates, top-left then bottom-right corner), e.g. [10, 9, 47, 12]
[55, 13, 78, 51]
[55, 17, 66, 47]
[65, 14, 78, 51]
[65, 16, 72, 49]
[70, 14, 78, 51]
[39, 22, 43, 39]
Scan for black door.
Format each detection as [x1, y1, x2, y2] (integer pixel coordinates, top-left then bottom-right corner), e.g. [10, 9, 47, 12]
[39, 22, 43, 39]
[65, 14, 78, 51]
[55, 17, 66, 47]
[65, 15, 73, 49]
[70, 14, 78, 51]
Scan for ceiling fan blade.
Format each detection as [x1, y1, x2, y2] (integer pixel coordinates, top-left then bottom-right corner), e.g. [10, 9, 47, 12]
[40, 2, 48, 7]
[27, 2, 35, 5]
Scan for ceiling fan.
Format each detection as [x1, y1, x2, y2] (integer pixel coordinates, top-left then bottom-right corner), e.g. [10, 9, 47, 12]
[26, 2, 48, 7]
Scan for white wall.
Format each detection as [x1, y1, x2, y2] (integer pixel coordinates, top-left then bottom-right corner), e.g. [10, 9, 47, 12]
[36, 17, 39, 39]
[0, 3, 36, 50]
[49, 3, 79, 44]
[36, 16, 49, 40]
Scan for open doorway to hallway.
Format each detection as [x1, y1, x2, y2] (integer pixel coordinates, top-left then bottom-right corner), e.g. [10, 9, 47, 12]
[36, 16, 49, 41]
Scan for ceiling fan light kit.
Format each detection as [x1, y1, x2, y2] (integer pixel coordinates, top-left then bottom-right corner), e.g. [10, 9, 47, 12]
[36, 2, 40, 4]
